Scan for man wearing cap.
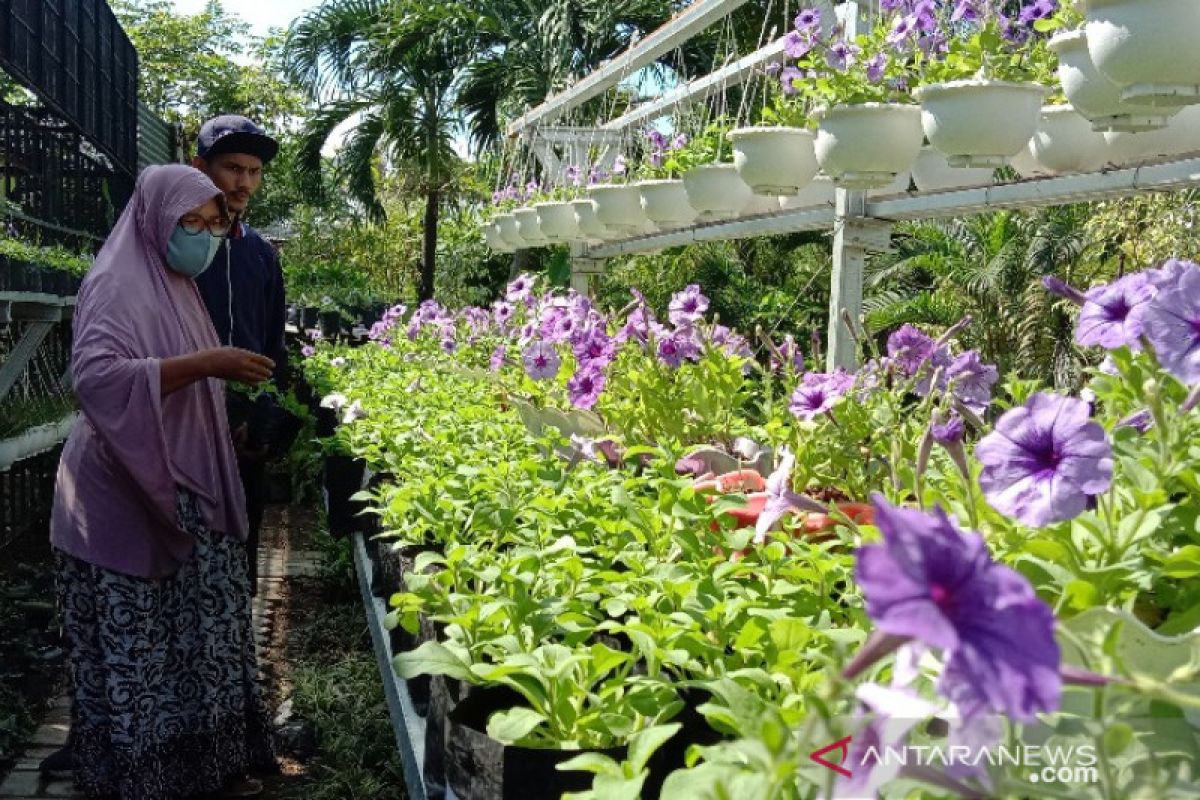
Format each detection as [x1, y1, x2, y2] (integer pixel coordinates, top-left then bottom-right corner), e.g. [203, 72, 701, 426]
[193, 115, 287, 592]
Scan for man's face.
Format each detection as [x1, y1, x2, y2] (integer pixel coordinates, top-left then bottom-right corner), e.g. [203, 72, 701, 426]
[192, 152, 264, 216]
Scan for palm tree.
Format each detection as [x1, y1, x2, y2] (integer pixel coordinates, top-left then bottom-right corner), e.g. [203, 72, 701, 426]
[284, 0, 463, 300]
[864, 205, 1104, 387]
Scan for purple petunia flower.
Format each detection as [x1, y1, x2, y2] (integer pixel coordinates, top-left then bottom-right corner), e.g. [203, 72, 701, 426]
[866, 53, 887, 83]
[794, 7, 820, 32]
[951, 0, 980, 22]
[567, 367, 606, 410]
[657, 326, 703, 368]
[489, 345, 507, 373]
[301, 345, 315, 358]
[783, 30, 814, 59]
[572, 326, 617, 368]
[522, 340, 561, 381]
[975, 393, 1114, 528]
[493, 301, 515, 327]
[506, 274, 536, 304]
[946, 351, 998, 415]
[671, 133, 688, 151]
[887, 324, 938, 376]
[1042, 275, 1088, 307]
[1019, 0, 1057, 25]
[668, 284, 710, 326]
[1136, 261, 1200, 384]
[1076, 273, 1156, 350]
[826, 39, 858, 70]
[932, 412, 965, 446]
[789, 370, 855, 420]
[753, 449, 828, 544]
[779, 66, 804, 95]
[1146, 258, 1195, 293]
[855, 496, 1062, 722]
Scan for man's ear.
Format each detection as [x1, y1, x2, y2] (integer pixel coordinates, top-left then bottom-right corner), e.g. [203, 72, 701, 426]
[191, 156, 208, 171]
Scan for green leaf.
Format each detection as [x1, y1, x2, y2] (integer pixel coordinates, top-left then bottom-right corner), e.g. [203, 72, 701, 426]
[487, 707, 547, 743]
[1103, 723, 1134, 757]
[592, 773, 646, 800]
[626, 723, 682, 773]
[556, 752, 622, 776]
[392, 640, 472, 681]
[1162, 545, 1200, 579]
[1064, 580, 1100, 611]
[768, 617, 810, 653]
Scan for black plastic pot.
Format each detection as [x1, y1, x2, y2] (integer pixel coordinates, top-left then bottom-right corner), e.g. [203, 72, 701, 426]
[0, 255, 10, 292]
[424, 675, 472, 799]
[318, 310, 341, 340]
[642, 688, 724, 798]
[323, 454, 367, 538]
[286, 305, 300, 327]
[445, 686, 626, 800]
[263, 404, 304, 459]
[301, 306, 319, 329]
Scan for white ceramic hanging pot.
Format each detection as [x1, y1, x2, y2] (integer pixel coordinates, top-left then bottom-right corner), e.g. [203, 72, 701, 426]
[513, 208, 549, 245]
[1009, 147, 1051, 179]
[729, 126, 820, 195]
[916, 80, 1047, 168]
[483, 221, 515, 253]
[494, 213, 527, 248]
[1050, 28, 1175, 132]
[571, 199, 615, 241]
[1083, 0, 1200, 107]
[534, 202, 582, 243]
[911, 147, 994, 192]
[778, 176, 836, 210]
[1028, 105, 1109, 175]
[814, 103, 924, 189]
[682, 164, 755, 222]
[587, 184, 647, 233]
[1103, 104, 1200, 166]
[636, 179, 697, 229]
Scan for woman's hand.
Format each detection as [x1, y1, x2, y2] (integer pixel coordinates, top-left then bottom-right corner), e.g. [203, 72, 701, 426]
[162, 348, 274, 396]
[202, 347, 275, 384]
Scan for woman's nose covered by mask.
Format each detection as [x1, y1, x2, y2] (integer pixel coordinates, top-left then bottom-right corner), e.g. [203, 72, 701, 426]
[166, 226, 223, 278]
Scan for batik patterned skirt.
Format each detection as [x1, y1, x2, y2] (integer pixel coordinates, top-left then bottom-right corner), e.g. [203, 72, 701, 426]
[54, 492, 275, 799]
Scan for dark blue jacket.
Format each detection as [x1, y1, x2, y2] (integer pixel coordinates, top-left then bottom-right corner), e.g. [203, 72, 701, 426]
[196, 222, 288, 388]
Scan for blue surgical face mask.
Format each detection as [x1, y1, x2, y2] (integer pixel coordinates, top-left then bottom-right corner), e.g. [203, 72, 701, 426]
[165, 225, 222, 278]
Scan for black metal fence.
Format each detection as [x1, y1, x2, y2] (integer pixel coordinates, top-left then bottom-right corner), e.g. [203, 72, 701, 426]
[0, 0, 139, 177]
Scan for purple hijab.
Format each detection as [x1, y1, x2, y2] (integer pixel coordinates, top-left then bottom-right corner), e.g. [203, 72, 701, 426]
[51, 164, 248, 579]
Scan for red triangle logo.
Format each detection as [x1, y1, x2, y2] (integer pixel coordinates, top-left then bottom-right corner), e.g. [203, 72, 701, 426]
[810, 735, 853, 778]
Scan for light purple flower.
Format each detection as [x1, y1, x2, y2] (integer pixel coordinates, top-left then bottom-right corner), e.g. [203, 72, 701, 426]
[522, 340, 561, 381]
[1146, 258, 1195, 293]
[976, 393, 1113, 528]
[866, 53, 887, 83]
[932, 413, 965, 446]
[301, 345, 315, 358]
[855, 496, 1062, 722]
[668, 284, 710, 325]
[779, 66, 803, 95]
[493, 301, 515, 327]
[783, 30, 814, 59]
[657, 326, 702, 368]
[342, 400, 367, 424]
[946, 351, 998, 415]
[1042, 275, 1088, 307]
[794, 7, 820, 32]
[489, 345, 506, 372]
[887, 324, 938, 375]
[753, 450, 828, 544]
[789, 370, 854, 420]
[506, 274, 536, 304]
[1076, 273, 1156, 350]
[567, 367, 606, 410]
[572, 327, 617, 368]
[1019, 0, 1057, 25]
[951, 0, 980, 22]
[826, 39, 858, 70]
[671, 134, 688, 151]
[1137, 262, 1200, 384]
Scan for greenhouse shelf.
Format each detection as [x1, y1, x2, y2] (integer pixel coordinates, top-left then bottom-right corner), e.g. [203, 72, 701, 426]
[352, 530, 431, 800]
[0, 293, 76, 324]
[0, 413, 76, 472]
[583, 155, 1200, 259]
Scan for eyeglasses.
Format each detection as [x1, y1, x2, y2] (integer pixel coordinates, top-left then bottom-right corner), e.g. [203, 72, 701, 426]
[178, 214, 232, 237]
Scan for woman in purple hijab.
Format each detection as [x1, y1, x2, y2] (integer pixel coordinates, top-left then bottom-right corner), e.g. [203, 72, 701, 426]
[50, 164, 278, 799]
